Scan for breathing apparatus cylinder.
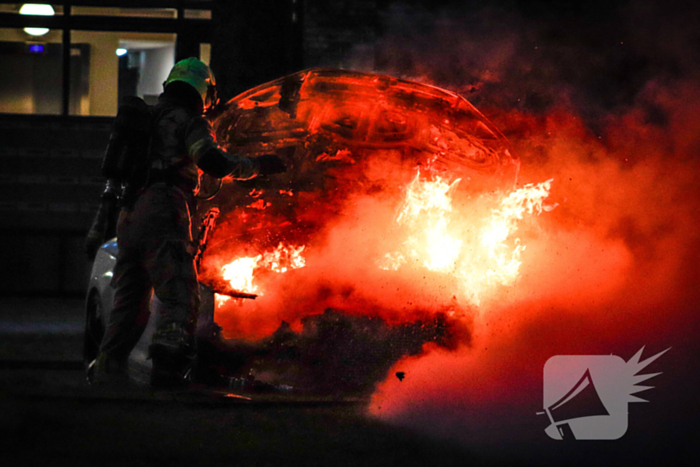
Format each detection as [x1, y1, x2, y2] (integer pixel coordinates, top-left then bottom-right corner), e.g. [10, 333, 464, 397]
[101, 96, 152, 182]
[85, 97, 152, 258]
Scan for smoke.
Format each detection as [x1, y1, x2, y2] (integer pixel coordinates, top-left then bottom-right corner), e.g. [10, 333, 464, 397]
[202, 154, 484, 394]
[337, 1, 700, 465]
[202, 0, 699, 460]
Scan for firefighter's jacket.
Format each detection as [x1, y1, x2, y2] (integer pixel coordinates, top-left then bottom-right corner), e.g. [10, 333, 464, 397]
[149, 92, 259, 193]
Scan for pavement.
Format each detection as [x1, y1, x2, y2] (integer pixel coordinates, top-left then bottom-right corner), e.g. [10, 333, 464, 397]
[0, 298, 479, 467]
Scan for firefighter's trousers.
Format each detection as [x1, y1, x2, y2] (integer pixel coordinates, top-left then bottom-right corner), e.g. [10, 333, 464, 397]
[99, 182, 199, 363]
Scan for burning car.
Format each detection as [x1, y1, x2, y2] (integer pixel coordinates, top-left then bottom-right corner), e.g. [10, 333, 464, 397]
[197, 68, 519, 278]
[85, 69, 543, 395]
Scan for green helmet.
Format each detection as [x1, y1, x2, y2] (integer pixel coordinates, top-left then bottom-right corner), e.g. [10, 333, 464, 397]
[164, 57, 218, 110]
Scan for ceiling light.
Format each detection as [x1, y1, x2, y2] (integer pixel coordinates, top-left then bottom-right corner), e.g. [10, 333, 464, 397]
[20, 4, 55, 37]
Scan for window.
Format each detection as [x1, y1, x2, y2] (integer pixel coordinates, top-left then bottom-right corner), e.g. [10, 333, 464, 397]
[199, 42, 210, 65]
[0, 27, 63, 114]
[71, 6, 177, 19]
[0, 3, 65, 16]
[70, 30, 176, 115]
[0, 1, 213, 116]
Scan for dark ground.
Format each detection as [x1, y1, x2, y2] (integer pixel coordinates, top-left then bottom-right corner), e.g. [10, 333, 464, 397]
[0, 298, 479, 467]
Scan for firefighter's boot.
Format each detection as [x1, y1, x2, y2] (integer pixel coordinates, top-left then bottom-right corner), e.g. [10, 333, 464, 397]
[149, 324, 194, 389]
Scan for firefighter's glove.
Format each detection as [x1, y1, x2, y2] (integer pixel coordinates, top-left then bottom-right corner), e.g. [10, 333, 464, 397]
[256, 154, 286, 175]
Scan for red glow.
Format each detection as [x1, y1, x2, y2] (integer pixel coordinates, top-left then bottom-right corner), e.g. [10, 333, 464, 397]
[367, 80, 700, 454]
[197, 69, 527, 339]
[196, 69, 700, 458]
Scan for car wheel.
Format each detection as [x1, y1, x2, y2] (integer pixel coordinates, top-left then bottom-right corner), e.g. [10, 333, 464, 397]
[84, 290, 105, 368]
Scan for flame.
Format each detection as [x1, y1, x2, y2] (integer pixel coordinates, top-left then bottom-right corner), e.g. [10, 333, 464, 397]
[222, 256, 260, 294]
[396, 172, 464, 272]
[479, 179, 555, 285]
[380, 170, 554, 305]
[259, 243, 306, 273]
[216, 243, 306, 306]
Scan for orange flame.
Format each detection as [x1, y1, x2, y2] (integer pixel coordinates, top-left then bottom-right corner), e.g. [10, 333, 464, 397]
[221, 256, 260, 294]
[380, 170, 554, 305]
[396, 172, 464, 272]
[259, 243, 306, 273]
[216, 243, 306, 306]
[479, 179, 555, 287]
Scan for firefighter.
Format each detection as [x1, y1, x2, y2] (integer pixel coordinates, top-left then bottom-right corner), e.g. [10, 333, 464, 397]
[89, 58, 285, 387]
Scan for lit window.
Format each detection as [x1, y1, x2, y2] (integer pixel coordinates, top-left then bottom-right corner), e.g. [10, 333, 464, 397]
[0, 28, 63, 115]
[200, 43, 211, 66]
[72, 7, 177, 19]
[184, 10, 212, 20]
[0, 4, 63, 15]
[70, 31, 176, 116]
[0, 3, 211, 117]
